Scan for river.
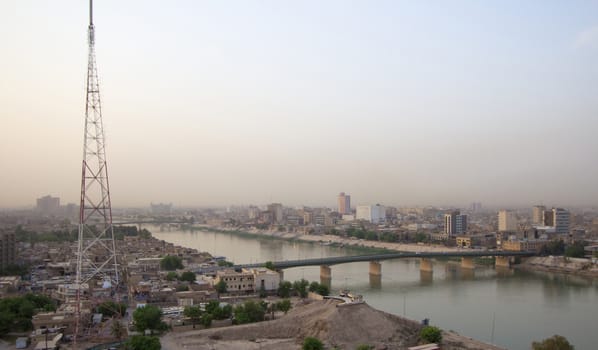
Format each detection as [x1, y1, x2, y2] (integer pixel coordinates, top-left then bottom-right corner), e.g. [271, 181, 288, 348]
[150, 226, 597, 350]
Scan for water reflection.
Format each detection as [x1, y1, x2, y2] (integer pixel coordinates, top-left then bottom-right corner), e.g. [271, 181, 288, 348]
[419, 271, 433, 286]
[369, 274, 382, 289]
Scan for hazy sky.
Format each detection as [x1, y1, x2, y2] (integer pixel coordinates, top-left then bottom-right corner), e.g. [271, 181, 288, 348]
[1, 1, 598, 209]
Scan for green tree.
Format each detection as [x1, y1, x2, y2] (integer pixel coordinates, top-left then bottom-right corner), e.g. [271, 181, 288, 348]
[264, 261, 275, 270]
[160, 255, 183, 271]
[302, 337, 324, 350]
[309, 282, 330, 296]
[532, 335, 575, 350]
[276, 299, 292, 314]
[217, 260, 234, 267]
[165, 272, 178, 281]
[564, 242, 586, 258]
[540, 240, 565, 256]
[180, 271, 196, 282]
[200, 313, 213, 328]
[184, 306, 202, 329]
[124, 335, 161, 350]
[215, 280, 227, 294]
[97, 301, 127, 317]
[356, 345, 373, 350]
[420, 325, 442, 343]
[277, 281, 292, 298]
[110, 320, 126, 340]
[233, 300, 265, 324]
[293, 279, 309, 298]
[132, 305, 168, 333]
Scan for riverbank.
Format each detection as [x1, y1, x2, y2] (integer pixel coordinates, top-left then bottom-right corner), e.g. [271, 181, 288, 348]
[193, 224, 465, 254]
[517, 256, 598, 278]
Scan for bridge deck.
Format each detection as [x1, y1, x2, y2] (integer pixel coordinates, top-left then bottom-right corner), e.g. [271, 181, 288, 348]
[239, 250, 535, 269]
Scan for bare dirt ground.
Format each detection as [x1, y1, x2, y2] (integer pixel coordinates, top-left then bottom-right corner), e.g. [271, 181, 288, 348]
[161, 299, 505, 350]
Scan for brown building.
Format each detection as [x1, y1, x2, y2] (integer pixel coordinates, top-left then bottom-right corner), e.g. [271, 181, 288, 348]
[0, 232, 16, 271]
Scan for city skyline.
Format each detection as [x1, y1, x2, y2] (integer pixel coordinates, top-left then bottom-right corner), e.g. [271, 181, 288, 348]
[2, 1, 598, 208]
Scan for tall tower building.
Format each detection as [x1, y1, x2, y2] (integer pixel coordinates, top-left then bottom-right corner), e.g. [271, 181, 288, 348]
[0, 232, 16, 271]
[444, 211, 467, 235]
[532, 205, 546, 226]
[267, 203, 284, 224]
[76, 0, 119, 291]
[36, 195, 60, 215]
[338, 192, 351, 214]
[552, 208, 570, 235]
[498, 210, 518, 232]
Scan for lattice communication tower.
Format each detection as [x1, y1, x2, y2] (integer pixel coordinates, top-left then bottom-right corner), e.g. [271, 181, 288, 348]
[76, 0, 119, 298]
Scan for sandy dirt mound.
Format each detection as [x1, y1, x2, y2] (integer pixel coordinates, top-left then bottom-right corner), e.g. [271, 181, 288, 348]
[161, 299, 504, 350]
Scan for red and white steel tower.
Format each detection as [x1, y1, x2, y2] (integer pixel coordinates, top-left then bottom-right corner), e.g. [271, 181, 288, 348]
[76, 0, 119, 296]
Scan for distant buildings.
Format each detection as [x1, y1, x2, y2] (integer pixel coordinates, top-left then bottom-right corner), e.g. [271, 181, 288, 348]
[470, 202, 482, 212]
[36, 195, 60, 215]
[337, 192, 351, 215]
[151, 203, 172, 215]
[356, 204, 386, 224]
[532, 205, 570, 235]
[444, 210, 467, 236]
[267, 203, 284, 224]
[498, 210, 518, 232]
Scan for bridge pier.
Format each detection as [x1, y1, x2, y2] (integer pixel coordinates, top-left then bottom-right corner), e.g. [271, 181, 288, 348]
[369, 261, 382, 276]
[320, 265, 331, 280]
[277, 269, 284, 281]
[420, 258, 433, 273]
[461, 257, 475, 269]
[495, 256, 511, 268]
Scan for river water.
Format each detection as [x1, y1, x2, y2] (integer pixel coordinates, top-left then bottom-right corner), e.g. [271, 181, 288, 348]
[151, 226, 597, 350]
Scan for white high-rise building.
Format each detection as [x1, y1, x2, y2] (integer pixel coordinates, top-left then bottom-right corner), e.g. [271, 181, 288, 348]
[356, 204, 385, 224]
[498, 210, 518, 232]
[532, 205, 546, 226]
[444, 211, 467, 236]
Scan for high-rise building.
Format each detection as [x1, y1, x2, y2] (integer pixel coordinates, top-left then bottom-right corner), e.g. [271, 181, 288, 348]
[444, 210, 467, 235]
[36, 195, 60, 215]
[470, 202, 482, 212]
[337, 192, 351, 215]
[356, 204, 385, 224]
[532, 205, 546, 225]
[498, 210, 518, 232]
[0, 232, 16, 271]
[267, 203, 284, 224]
[552, 208, 570, 235]
[456, 214, 467, 234]
[543, 210, 554, 226]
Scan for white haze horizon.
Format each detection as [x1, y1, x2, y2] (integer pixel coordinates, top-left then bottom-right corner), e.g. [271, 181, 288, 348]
[2, 1, 598, 209]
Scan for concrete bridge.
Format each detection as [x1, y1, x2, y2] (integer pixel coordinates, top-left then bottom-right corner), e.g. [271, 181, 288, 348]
[237, 250, 535, 281]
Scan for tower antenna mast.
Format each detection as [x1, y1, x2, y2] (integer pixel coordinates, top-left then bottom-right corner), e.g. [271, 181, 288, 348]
[75, 0, 120, 345]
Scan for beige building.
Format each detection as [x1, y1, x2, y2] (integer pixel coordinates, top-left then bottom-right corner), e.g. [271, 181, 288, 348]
[215, 269, 254, 293]
[498, 210, 518, 232]
[532, 205, 546, 225]
[502, 240, 547, 252]
[248, 268, 280, 291]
